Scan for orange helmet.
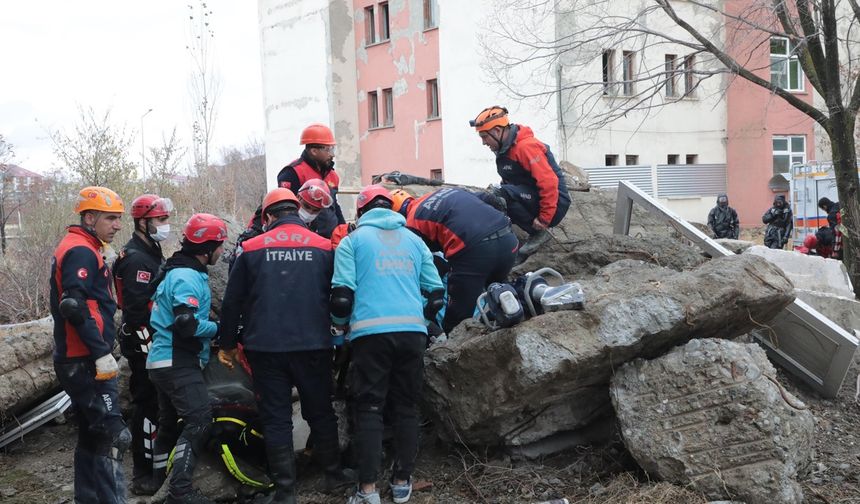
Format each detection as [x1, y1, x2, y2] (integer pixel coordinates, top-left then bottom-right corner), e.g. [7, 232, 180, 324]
[389, 188, 414, 213]
[470, 106, 509, 133]
[300, 124, 336, 146]
[75, 186, 125, 214]
[262, 188, 300, 216]
[298, 179, 334, 209]
[356, 185, 393, 212]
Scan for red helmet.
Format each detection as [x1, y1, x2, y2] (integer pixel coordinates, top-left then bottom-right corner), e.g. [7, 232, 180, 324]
[803, 234, 818, 250]
[300, 124, 336, 146]
[356, 185, 393, 212]
[298, 179, 334, 209]
[131, 194, 174, 219]
[262, 188, 300, 216]
[183, 213, 228, 244]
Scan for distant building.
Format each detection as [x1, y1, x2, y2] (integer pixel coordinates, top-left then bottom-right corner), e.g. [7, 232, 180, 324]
[259, 0, 816, 225]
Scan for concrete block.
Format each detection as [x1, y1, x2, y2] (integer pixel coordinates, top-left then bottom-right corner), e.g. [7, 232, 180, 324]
[744, 245, 854, 298]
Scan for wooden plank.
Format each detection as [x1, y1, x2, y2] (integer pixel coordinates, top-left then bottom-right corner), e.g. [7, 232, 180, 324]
[613, 181, 858, 398]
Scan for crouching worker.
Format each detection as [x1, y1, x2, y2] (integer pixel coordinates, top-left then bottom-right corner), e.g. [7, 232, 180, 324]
[218, 188, 355, 504]
[50, 186, 131, 503]
[147, 213, 228, 504]
[332, 185, 444, 504]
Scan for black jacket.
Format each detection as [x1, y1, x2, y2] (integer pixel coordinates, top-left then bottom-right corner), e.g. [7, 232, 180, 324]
[113, 233, 164, 329]
[220, 214, 334, 353]
[707, 195, 739, 239]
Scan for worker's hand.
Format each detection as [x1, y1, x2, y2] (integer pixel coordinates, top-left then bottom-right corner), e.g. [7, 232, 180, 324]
[532, 218, 547, 231]
[218, 348, 239, 370]
[94, 353, 119, 381]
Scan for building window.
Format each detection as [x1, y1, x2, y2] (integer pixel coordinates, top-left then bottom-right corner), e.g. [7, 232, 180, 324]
[667, 154, 679, 165]
[382, 88, 394, 126]
[772, 135, 805, 174]
[602, 49, 616, 96]
[379, 2, 390, 41]
[605, 154, 618, 166]
[770, 37, 804, 91]
[664, 54, 677, 98]
[427, 79, 440, 118]
[424, 0, 437, 29]
[622, 50, 635, 96]
[430, 168, 443, 181]
[685, 154, 698, 164]
[625, 155, 639, 166]
[683, 55, 697, 96]
[364, 5, 377, 46]
[368, 91, 379, 128]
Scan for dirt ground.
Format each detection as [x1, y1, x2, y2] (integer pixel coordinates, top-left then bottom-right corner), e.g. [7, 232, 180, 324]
[2, 344, 859, 504]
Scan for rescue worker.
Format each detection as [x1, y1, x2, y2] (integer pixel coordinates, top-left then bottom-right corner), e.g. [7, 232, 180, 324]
[707, 194, 739, 239]
[390, 187, 518, 334]
[762, 194, 793, 249]
[50, 186, 131, 504]
[147, 213, 227, 504]
[332, 185, 444, 504]
[818, 197, 843, 260]
[218, 187, 354, 503]
[112, 193, 173, 495]
[277, 124, 346, 238]
[470, 106, 570, 256]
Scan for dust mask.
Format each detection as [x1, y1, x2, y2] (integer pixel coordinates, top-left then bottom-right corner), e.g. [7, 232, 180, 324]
[150, 224, 171, 242]
[299, 208, 319, 224]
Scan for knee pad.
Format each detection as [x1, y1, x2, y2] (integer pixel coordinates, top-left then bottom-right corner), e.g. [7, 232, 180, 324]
[94, 427, 131, 460]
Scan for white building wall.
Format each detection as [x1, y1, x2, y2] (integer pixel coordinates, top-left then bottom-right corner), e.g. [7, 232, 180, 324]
[258, 0, 360, 196]
[438, 0, 558, 187]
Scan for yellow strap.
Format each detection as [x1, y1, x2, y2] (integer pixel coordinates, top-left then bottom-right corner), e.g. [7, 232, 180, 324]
[220, 444, 273, 489]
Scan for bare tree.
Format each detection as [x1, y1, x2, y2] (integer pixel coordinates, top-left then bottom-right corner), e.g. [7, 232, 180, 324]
[0, 135, 28, 254]
[186, 1, 220, 173]
[147, 127, 186, 195]
[51, 107, 139, 189]
[485, 0, 860, 297]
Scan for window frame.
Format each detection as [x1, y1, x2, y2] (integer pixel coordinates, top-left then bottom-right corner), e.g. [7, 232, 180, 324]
[602, 49, 616, 96]
[770, 36, 804, 92]
[368, 90, 379, 129]
[667, 154, 680, 165]
[382, 88, 394, 127]
[622, 50, 635, 96]
[379, 2, 390, 41]
[685, 154, 698, 165]
[772, 135, 806, 174]
[604, 154, 619, 166]
[625, 154, 639, 166]
[664, 54, 678, 98]
[426, 78, 440, 119]
[683, 54, 697, 97]
[423, 0, 437, 30]
[364, 5, 377, 46]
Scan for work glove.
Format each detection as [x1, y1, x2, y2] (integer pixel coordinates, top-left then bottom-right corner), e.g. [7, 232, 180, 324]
[95, 353, 119, 381]
[218, 348, 239, 370]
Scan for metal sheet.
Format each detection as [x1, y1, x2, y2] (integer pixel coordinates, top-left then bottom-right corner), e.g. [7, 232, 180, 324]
[656, 164, 727, 197]
[614, 180, 858, 398]
[583, 165, 654, 196]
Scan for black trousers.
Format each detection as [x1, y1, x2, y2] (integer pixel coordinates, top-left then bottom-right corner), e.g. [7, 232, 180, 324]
[123, 351, 159, 481]
[55, 359, 130, 504]
[500, 183, 570, 235]
[444, 232, 518, 333]
[350, 332, 425, 484]
[244, 349, 340, 453]
[149, 366, 212, 498]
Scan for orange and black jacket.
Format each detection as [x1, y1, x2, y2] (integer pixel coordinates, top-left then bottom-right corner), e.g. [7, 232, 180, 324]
[496, 124, 571, 226]
[402, 188, 511, 259]
[50, 225, 117, 362]
[276, 151, 346, 237]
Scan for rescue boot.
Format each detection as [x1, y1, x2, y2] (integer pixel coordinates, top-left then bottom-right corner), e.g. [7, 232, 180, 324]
[261, 444, 298, 504]
[517, 229, 551, 256]
[316, 439, 356, 493]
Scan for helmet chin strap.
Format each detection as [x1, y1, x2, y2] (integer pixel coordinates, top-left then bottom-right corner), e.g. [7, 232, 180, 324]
[489, 126, 507, 151]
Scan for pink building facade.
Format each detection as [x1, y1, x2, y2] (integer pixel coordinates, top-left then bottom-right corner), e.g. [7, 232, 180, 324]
[724, 3, 815, 226]
[353, 0, 443, 184]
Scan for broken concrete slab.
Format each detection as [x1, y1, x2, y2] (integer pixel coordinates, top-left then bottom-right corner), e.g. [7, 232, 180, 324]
[424, 254, 794, 447]
[0, 318, 58, 419]
[744, 245, 854, 298]
[795, 290, 860, 335]
[611, 338, 814, 504]
[716, 238, 756, 254]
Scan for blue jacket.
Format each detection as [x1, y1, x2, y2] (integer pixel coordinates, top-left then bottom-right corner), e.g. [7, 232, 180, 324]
[220, 214, 335, 353]
[332, 208, 443, 340]
[146, 252, 218, 369]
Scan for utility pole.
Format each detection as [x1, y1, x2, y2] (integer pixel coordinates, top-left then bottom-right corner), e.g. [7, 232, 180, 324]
[140, 108, 153, 183]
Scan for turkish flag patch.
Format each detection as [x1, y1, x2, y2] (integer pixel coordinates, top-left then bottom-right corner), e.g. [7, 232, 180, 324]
[187, 296, 199, 307]
[136, 270, 151, 283]
[279, 181, 291, 189]
[77, 268, 88, 280]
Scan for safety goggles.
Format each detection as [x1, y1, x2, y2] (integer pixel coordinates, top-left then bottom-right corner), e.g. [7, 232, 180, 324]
[299, 185, 334, 209]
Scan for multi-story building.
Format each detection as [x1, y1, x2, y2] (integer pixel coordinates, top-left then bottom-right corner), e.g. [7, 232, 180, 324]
[258, 0, 816, 225]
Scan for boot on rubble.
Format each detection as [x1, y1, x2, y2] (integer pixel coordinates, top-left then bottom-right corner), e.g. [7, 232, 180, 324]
[518, 229, 551, 256]
[257, 444, 298, 504]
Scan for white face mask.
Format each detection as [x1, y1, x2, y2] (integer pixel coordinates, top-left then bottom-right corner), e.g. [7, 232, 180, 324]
[150, 224, 171, 242]
[298, 208, 319, 224]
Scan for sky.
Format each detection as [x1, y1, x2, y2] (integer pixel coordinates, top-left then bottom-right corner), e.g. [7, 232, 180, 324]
[0, 1, 264, 175]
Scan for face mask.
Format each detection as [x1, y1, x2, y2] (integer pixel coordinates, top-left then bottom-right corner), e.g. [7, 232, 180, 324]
[150, 224, 171, 242]
[299, 207, 319, 224]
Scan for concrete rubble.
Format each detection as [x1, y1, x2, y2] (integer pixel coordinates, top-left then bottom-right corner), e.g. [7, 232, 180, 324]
[611, 338, 814, 504]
